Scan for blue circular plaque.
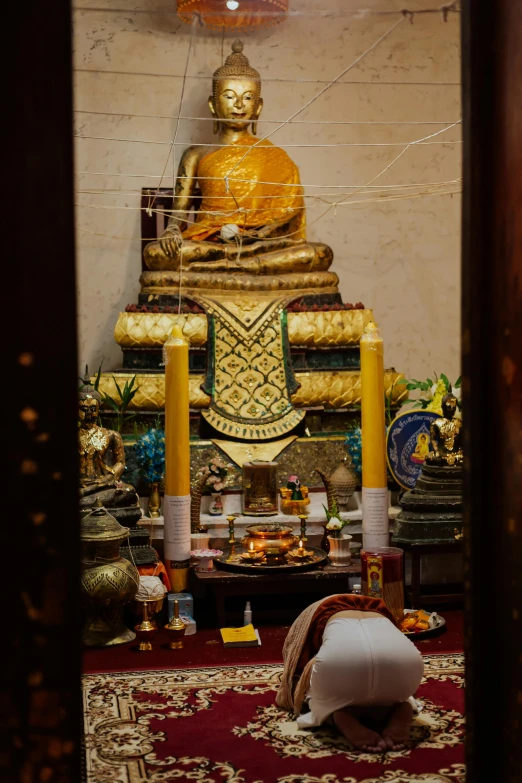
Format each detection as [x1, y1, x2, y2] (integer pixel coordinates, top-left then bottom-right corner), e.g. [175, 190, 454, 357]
[386, 410, 440, 490]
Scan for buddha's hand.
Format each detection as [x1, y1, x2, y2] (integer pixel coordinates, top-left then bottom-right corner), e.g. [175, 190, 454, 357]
[160, 229, 183, 259]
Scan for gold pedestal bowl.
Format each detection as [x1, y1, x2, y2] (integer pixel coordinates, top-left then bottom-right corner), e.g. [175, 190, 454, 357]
[241, 524, 298, 564]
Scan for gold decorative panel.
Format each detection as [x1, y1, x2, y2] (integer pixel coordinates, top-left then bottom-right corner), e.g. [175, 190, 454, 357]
[114, 309, 373, 349]
[96, 369, 406, 412]
[114, 312, 207, 348]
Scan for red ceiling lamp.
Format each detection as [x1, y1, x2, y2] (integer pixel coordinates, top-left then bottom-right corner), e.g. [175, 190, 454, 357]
[177, 0, 289, 30]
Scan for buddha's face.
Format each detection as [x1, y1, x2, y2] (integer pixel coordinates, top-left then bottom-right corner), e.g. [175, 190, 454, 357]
[79, 397, 99, 426]
[442, 396, 457, 420]
[210, 77, 262, 131]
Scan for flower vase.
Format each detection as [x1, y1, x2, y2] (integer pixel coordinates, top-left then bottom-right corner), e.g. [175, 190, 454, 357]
[209, 492, 224, 516]
[327, 534, 353, 567]
[148, 481, 161, 518]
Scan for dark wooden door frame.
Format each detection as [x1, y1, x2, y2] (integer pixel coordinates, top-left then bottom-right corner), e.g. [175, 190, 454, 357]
[5, 0, 81, 779]
[4, 1, 522, 780]
[461, 2, 522, 782]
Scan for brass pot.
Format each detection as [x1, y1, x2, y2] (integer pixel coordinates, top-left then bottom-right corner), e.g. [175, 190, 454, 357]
[241, 523, 298, 557]
[81, 502, 140, 647]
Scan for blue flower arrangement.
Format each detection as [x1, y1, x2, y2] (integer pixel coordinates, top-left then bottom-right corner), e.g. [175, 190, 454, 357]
[345, 426, 362, 478]
[135, 428, 165, 484]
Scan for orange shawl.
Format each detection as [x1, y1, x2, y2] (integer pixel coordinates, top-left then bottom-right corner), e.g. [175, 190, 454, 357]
[183, 134, 305, 241]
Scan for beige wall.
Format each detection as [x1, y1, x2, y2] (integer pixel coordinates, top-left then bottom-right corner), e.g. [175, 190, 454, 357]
[74, 0, 461, 383]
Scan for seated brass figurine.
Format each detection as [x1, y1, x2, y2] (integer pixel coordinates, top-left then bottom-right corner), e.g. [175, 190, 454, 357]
[79, 377, 157, 563]
[79, 377, 139, 512]
[425, 391, 463, 467]
[143, 40, 334, 280]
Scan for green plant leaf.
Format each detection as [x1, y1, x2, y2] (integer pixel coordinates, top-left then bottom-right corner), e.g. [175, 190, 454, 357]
[112, 376, 124, 403]
[454, 376, 462, 388]
[101, 395, 120, 413]
[93, 362, 103, 391]
[440, 373, 450, 389]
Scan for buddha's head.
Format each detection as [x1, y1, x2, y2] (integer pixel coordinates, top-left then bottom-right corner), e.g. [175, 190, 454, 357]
[441, 391, 458, 420]
[209, 40, 263, 134]
[79, 375, 101, 426]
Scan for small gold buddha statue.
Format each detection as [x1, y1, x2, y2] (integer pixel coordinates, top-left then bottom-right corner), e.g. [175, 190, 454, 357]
[143, 40, 334, 283]
[425, 391, 463, 467]
[78, 377, 140, 514]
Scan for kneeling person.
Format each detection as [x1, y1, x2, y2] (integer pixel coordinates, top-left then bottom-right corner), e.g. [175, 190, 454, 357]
[277, 595, 424, 752]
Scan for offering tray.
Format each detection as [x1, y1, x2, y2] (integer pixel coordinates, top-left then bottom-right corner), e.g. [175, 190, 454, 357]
[215, 546, 328, 575]
[401, 609, 446, 639]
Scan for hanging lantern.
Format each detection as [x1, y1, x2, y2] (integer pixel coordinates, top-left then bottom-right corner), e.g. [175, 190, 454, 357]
[177, 0, 289, 30]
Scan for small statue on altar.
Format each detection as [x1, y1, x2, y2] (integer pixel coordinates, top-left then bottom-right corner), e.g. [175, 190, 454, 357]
[143, 40, 333, 278]
[78, 376, 139, 511]
[78, 377, 157, 563]
[425, 391, 463, 467]
[279, 474, 310, 515]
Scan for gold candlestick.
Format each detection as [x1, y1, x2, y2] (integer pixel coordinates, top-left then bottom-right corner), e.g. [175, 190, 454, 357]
[164, 599, 186, 649]
[298, 514, 308, 544]
[227, 515, 236, 545]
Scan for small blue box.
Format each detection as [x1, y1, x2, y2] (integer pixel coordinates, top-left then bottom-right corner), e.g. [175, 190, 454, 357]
[167, 592, 194, 620]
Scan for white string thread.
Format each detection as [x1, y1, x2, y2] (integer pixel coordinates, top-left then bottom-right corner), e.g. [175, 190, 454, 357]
[225, 17, 406, 180]
[75, 133, 462, 149]
[149, 18, 196, 213]
[74, 68, 460, 87]
[74, 3, 459, 19]
[75, 110, 461, 124]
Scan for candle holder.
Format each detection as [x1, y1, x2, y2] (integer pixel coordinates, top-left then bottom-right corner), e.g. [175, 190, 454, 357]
[240, 545, 266, 564]
[164, 599, 187, 649]
[227, 515, 237, 545]
[134, 602, 158, 651]
[298, 514, 308, 544]
[289, 537, 313, 561]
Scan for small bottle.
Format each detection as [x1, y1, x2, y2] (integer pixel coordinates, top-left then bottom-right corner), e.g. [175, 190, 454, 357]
[352, 584, 362, 595]
[244, 601, 252, 626]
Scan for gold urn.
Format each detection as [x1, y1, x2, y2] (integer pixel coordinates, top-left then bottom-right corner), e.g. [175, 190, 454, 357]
[81, 501, 140, 647]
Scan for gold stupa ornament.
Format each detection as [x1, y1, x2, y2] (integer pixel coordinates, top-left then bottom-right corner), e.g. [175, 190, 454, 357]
[177, 0, 288, 29]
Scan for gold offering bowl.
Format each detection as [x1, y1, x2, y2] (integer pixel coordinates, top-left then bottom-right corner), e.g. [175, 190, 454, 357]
[242, 524, 298, 560]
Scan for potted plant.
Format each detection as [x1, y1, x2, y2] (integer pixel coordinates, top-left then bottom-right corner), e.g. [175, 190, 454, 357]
[324, 500, 352, 567]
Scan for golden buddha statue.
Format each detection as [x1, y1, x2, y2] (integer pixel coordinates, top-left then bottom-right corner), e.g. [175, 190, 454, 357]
[78, 377, 139, 511]
[425, 391, 463, 467]
[142, 40, 336, 293]
[97, 39, 406, 454]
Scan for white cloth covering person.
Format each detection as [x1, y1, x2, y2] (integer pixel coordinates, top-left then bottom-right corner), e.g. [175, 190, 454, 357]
[297, 611, 424, 730]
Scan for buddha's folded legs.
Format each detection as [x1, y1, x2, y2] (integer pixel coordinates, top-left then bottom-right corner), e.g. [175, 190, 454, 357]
[189, 242, 333, 275]
[144, 236, 333, 273]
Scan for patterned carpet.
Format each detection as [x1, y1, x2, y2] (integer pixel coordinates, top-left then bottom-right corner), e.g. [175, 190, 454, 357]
[82, 653, 465, 783]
